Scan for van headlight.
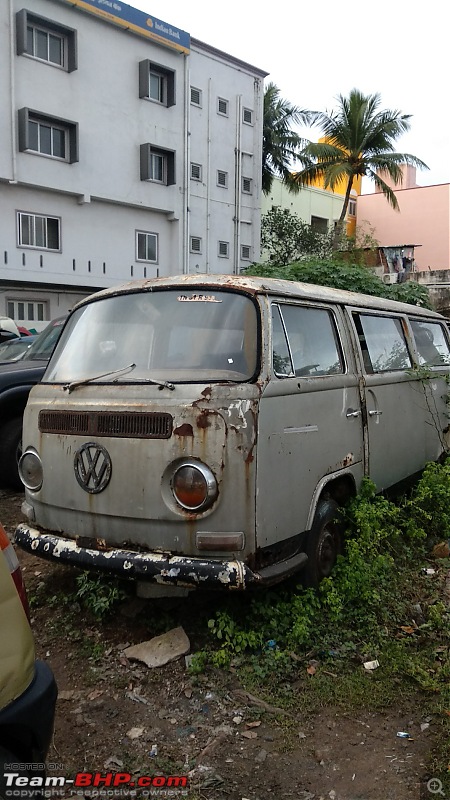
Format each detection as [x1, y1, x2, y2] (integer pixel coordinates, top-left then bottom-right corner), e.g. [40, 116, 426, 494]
[171, 460, 217, 511]
[19, 449, 43, 491]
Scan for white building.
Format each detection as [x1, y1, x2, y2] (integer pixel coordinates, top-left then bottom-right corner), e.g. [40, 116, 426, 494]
[0, 0, 267, 329]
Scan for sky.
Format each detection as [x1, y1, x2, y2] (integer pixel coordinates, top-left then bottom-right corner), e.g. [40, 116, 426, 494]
[130, 0, 449, 193]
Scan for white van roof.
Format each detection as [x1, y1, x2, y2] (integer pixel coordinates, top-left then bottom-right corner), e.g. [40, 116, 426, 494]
[72, 274, 444, 320]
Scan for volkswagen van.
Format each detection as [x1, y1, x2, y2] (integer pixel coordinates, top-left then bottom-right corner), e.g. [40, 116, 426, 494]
[14, 275, 450, 592]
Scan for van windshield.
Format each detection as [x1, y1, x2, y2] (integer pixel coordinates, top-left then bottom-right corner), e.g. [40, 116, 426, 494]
[44, 289, 259, 384]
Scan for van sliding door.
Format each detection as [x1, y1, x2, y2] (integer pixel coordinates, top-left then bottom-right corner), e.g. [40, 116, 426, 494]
[351, 310, 443, 492]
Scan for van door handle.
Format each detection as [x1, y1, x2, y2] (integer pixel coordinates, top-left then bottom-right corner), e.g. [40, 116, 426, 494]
[346, 409, 361, 418]
[368, 409, 383, 417]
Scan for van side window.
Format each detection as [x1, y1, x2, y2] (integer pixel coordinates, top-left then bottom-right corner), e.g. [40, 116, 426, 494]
[354, 313, 412, 373]
[275, 304, 344, 377]
[410, 320, 450, 367]
[272, 305, 293, 376]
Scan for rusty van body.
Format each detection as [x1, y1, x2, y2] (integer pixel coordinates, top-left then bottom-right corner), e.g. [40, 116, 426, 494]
[14, 275, 450, 592]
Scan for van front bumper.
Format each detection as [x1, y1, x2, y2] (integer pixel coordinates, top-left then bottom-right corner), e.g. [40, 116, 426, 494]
[14, 523, 261, 591]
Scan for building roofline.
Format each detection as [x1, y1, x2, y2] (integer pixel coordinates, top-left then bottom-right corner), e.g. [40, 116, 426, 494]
[190, 37, 268, 77]
[361, 181, 450, 197]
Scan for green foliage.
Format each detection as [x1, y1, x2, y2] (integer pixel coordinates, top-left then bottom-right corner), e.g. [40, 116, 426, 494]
[200, 464, 450, 672]
[262, 83, 310, 195]
[261, 207, 333, 265]
[74, 571, 128, 619]
[291, 88, 428, 241]
[246, 257, 433, 308]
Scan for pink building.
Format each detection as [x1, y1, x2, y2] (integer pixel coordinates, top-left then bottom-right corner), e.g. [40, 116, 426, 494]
[357, 167, 450, 271]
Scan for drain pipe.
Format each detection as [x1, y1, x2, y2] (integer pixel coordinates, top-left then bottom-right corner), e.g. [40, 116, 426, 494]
[9, 0, 17, 184]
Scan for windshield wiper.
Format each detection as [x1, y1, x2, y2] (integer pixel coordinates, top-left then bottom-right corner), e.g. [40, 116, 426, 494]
[63, 363, 137, 393]
[63, 364, 175, 393]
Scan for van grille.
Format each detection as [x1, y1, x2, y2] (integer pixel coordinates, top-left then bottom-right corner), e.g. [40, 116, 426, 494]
[38, 410, 173, 439]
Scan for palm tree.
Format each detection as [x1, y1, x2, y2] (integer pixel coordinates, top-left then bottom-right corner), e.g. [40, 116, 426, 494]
[262, 83, 310, 195]
[292, 89, 429, 247]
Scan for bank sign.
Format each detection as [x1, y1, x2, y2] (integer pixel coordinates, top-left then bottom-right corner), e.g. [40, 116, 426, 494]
[59, 0, 190, 53]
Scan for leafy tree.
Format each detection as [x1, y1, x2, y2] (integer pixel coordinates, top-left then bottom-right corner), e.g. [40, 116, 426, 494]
[245, 258, 432, 309]
[262, 83, 310, 195]
[292, 89, 429, 247]
[261, 207, 333, 265]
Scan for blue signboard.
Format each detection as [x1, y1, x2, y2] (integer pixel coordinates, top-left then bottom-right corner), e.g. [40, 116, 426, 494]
[59, 0, 190, 53]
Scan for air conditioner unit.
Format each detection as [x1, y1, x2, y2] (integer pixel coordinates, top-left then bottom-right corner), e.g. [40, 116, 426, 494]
[382, 273, 398, 285]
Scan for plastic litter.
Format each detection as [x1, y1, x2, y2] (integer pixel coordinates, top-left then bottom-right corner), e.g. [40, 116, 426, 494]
[149, 744, 158, 757]
[363, 659, 380, 670]
[396, 731, 413, 740]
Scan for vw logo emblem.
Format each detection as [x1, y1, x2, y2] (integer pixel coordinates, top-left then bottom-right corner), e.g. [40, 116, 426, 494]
[74, 442, 112, 494]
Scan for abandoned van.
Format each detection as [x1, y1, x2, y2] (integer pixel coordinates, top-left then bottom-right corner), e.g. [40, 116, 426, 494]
[14, 275, 450, 592]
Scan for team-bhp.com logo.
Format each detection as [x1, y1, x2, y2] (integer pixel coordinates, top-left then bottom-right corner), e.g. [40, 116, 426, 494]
[3, 771, 188, 796]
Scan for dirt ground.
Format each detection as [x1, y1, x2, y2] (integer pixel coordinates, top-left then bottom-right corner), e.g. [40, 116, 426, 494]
[0, 488, 441, 800]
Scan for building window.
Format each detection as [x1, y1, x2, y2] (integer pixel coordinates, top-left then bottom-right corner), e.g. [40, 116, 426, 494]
[17, 212, 61, 252]
[190, 236, 202, 254]
[190, 163, 202, 181]
[139, 60, 175, 107]
[217, 97, 229, 116]
[243, 108, 253, 125]
[7, 300, 48, 323]
[136, 231, 158, 263]
[140, 144, 175, 185]
[16, 10, 77, 71]
[18, 108, 78, 163]
[242, 177, 252, 194]
[348, 199, 357, 217]
[190, 87, 202, 107]
[241, 245, 251, 261]
[311, 215, 329, 235]
[217, 170, 228, 188]
[218, 241, 229, 258]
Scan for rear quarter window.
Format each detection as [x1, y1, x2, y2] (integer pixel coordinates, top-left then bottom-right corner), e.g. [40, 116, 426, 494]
[409, 320, 450, 367]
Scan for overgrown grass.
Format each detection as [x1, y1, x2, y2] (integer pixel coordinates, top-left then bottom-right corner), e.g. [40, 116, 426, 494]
[192, 462, 450, 788]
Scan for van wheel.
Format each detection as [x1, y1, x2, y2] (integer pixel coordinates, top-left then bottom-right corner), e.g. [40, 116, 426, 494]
[0, 417, 23, 491]
[302, 499, 343, 588]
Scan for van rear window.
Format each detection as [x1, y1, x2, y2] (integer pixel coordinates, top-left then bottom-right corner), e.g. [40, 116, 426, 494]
[409, 320, 450, 367]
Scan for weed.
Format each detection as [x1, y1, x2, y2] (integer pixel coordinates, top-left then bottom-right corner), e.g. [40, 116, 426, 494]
[73, 571, 129, 619]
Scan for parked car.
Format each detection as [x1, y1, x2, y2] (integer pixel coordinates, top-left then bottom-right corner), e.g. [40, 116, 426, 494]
[0, 522, 57, 797]
[0, 316, 20, 345]
[0, 316, 67, 491]
[0, 335, 38, 364]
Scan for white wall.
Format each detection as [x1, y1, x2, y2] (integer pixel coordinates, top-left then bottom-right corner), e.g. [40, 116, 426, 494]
[0, 0, 266, 324]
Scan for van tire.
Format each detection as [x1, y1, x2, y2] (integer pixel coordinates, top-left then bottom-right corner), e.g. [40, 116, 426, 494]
[302, 498, 343, 588]
[0, 417, 23, 491]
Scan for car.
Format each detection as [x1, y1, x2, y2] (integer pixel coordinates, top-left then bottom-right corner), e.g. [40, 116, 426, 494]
[0, 336, 38, 364]
[0, 316, 20, 345]
[0, 522, 57, 797]
[0, 316, 67, 491]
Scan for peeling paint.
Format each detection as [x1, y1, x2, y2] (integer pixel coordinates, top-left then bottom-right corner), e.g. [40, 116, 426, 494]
[173, 423, 194, 437]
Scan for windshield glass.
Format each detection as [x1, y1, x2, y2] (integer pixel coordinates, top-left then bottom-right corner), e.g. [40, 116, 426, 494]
[44, 290, 259, 384]
[23, 317, 66, 362]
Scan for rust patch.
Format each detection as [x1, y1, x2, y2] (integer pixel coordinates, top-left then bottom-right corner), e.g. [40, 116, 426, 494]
[201, 386, 212, 399]
[173, 423, 194, 437]
[196, 412, 212, 429]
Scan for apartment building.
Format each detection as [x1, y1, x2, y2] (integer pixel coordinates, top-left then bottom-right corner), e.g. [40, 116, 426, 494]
[0, 0, 267, 328]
